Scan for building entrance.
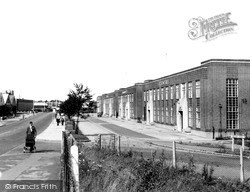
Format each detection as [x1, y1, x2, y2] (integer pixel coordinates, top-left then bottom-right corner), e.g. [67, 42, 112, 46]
[179, 111, 183, 131]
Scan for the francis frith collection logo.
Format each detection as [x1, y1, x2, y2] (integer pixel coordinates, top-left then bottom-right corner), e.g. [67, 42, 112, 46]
[188, 12, 237, 41]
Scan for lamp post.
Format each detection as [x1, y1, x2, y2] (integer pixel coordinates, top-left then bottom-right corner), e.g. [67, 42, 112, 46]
[219, 104, 222, 138]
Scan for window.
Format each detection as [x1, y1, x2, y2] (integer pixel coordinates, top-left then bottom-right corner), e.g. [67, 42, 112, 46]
[161, 106, 164, 123]
[153, 101, 156, 121]
[166, 87, 169, 100]
[196, 98, 200, 128]
[157, 106, 160, 122]
[153, 90, 156, 101]
[226, 79, 238, 129]
[176, 85, 180, 99]
[144, 91, 146, 101]
[182, 83, 186, 98]
[188, 82, 193, 98]
[196, 81, 200, 98]
[157, 89, 160, 100]
[170, 107, 174, 124]
[130, 102, 134, 119]
[188, 98, 193, 127]
[170, 86, 173, 99]
[165, 106, 169, 124]
[161, 88, 164, 100]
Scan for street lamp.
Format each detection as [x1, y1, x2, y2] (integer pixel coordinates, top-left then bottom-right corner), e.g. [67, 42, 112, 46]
[219, 104, 222, 138]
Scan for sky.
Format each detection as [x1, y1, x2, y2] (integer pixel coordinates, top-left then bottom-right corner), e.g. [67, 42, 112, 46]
[0, 0, 249, 101]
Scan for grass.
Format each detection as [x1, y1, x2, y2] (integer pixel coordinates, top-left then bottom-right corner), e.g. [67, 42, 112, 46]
[78, 146, 250, 192]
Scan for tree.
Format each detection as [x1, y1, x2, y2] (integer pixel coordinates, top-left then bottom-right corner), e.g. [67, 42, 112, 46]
[60, 83, 93, 120]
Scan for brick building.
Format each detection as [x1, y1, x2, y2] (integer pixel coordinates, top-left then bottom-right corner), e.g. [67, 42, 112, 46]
[97, 59, 250, 138]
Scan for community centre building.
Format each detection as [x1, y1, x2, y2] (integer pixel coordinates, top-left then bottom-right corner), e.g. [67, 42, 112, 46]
[97, 59, 250, 138]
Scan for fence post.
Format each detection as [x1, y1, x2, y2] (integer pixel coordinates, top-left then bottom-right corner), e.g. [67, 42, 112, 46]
[71, 144, 79, 192]
[242, 138, 245, 151]
[113, 134, 116, 151]
[172, 141, 176, 168]
[61, 131, 65, 155]
[240, 147, 244, 183]
[232, 137, 234, 152]
[99, 134, 102, 149]
[117, 135, 121, 155]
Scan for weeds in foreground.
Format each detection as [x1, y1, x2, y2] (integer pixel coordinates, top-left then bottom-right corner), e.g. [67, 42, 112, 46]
[78, 147, 250, 192]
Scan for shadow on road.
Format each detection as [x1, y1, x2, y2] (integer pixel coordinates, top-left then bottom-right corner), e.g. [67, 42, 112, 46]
[34, 149, 60, 153]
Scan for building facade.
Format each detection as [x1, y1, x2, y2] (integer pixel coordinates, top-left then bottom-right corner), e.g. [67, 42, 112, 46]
[97, 59, 250, 138]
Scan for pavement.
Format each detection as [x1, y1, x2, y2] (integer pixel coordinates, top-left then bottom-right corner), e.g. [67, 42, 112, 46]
[79, 115, 246, 155]
[0, 118, 64, 191]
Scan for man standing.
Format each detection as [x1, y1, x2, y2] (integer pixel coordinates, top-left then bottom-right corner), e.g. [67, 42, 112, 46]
[56, 113, 61, 126]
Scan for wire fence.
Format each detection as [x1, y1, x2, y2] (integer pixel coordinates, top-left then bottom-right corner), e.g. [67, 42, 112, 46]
[61, 120, 250, 191]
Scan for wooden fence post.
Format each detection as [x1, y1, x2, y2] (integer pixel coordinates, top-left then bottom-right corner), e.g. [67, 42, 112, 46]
[240, 147, 244, 183]
[173, 141, 176, 168]
[117, 135, 121, 155]
[99, 134, 102, 149]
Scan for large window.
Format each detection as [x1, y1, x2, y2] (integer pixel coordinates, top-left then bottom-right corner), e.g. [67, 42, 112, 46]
[170, 107, 174, 124]
[182, 83, 186, 98]
[166, 87, 169, 100]
[157, 89, 160, 100]
[176, 84, 180, 99]
[196, 81, 201, 128]
[130, 94, 134, 119]
[226, 79, 239, 129]
[188, 98, 193, 127]
[165, 106, 169, 124]
[196, 81, 200, 98]
[188, 82, 193, 98]
[153, 90, 156, 101]
[153, 101, 156, 121]
[161, 88, 164, 100]
[196, 98, 200, 128]
[188, 82, 193, 127]
[170, 86, 173, 99]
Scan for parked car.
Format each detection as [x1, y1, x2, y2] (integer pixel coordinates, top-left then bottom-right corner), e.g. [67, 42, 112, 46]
[97, 112, 103, 117]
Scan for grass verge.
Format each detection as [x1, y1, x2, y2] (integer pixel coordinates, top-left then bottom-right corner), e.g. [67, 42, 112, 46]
[78, 146, 250, 192]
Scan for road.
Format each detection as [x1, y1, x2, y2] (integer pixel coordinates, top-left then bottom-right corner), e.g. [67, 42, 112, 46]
[0, 112, 54, 155]
[84, 117, 250, 179]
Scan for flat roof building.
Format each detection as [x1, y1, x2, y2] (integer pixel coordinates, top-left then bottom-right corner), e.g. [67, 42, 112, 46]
[97, 59, 250, 138]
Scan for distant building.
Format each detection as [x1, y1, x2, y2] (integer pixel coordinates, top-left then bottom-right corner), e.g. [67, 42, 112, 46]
[0, 91, 16, 106]
[34, 102, 48, 112]
[17, 99, 34, 112]
[0, 90, 17, 116]
[47, 100, 62, 112]
[97, 59, 250, 139]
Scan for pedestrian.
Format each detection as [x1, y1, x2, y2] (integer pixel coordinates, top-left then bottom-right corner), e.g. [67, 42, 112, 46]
[23, 121, 37, 152]
[61, 115, 65, 126]
[56, 113, 60, 126]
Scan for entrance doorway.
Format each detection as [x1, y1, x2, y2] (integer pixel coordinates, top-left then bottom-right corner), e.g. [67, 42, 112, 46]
[179, 111, 183, 131]
[147, 110, 151, 124]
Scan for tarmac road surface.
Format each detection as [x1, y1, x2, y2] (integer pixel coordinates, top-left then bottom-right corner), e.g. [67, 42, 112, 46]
[0, 112, 54, 155]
